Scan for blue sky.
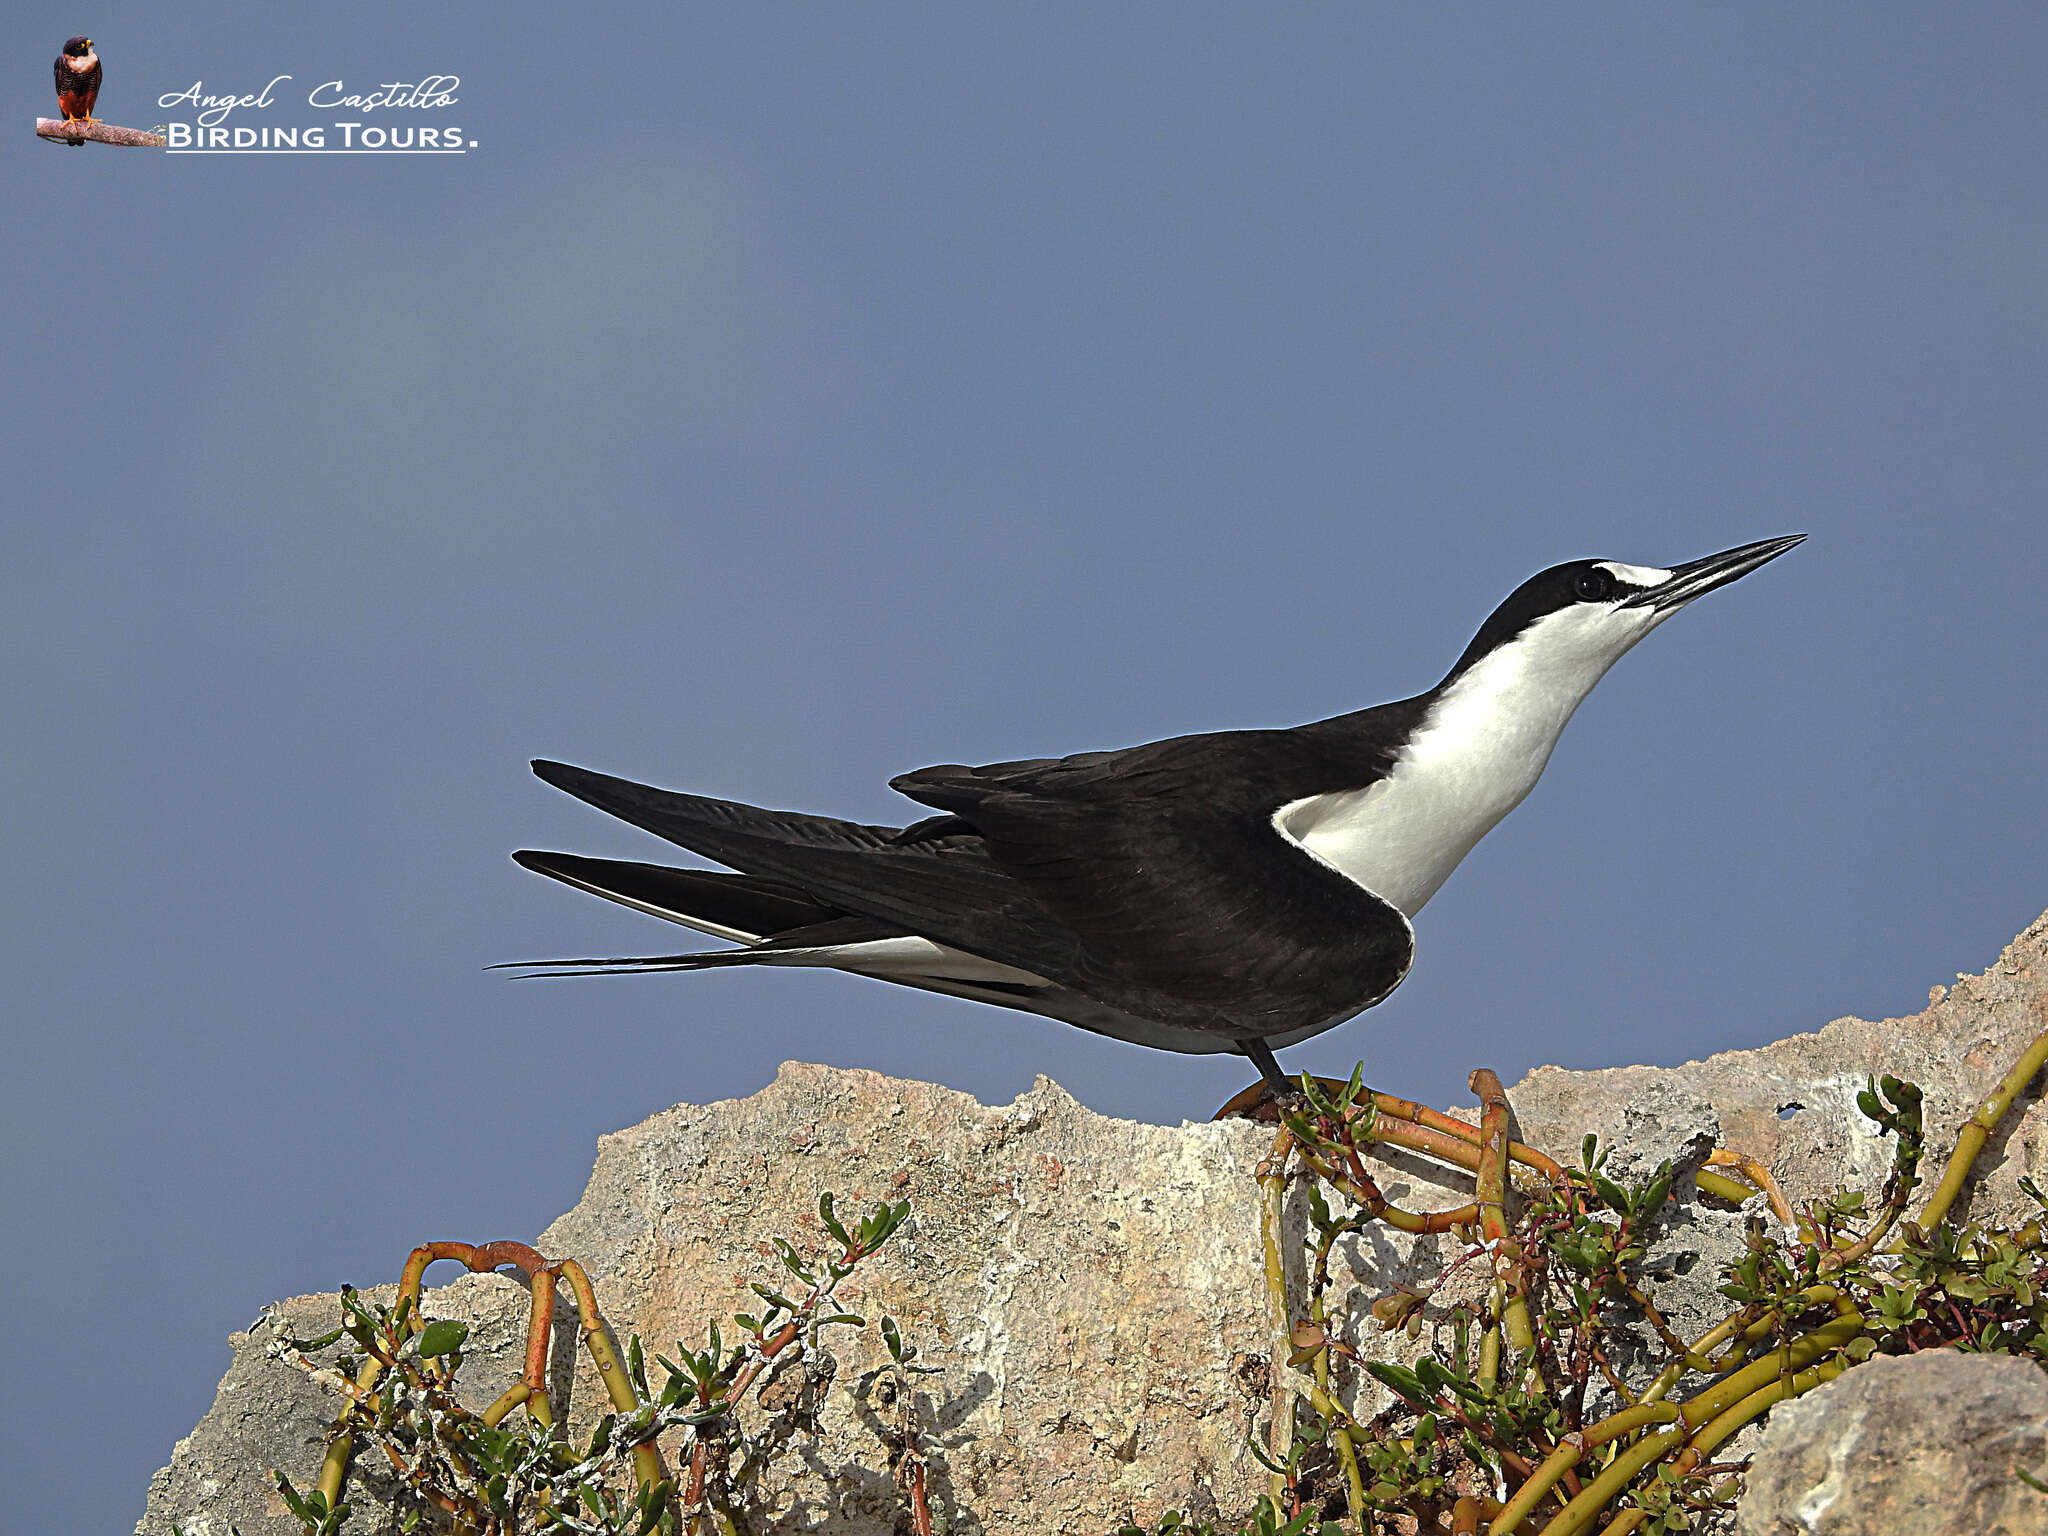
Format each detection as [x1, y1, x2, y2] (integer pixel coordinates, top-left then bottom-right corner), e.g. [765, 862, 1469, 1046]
[7, 7, 2047, 1530]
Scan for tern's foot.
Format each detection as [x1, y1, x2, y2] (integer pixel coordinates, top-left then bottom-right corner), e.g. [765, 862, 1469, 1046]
[1212, 1076, 1310, 1122]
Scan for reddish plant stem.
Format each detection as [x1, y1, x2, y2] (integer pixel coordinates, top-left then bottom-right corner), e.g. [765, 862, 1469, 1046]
[907, 1456, 934, 1536]
[1299, 1143, 1479, 1233]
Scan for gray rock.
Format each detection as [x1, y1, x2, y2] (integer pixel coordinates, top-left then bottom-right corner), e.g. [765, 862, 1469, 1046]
[140, 1275, 542, 1536]
[1509, 909, 2048, 1223]
[137, 908, 2048, 1535]
[1736, 1351, 2048, 1535]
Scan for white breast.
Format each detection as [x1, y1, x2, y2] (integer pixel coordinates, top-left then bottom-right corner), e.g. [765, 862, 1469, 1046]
[1275, 602, 1652, 916]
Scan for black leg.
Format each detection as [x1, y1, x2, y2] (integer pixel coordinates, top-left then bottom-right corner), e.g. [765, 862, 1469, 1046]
[1237, 1038, 1293, 1091]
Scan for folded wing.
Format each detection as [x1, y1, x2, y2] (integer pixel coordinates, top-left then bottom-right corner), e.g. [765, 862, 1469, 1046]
[532, 726, 1416, 1039]
[891, 729, 1416, 1034]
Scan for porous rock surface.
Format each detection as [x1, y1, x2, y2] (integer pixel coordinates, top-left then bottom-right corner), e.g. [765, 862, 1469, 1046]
[139, 910, 2048, 1535]
[1735, 1350, 2048, 1535]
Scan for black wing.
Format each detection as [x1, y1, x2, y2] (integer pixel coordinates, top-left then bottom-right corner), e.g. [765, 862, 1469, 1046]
[531, 698, 1423, 1038]
[889, 714, 1421, 1035]
[511, 850, 843, 937]
[529, 760, 1087, 986]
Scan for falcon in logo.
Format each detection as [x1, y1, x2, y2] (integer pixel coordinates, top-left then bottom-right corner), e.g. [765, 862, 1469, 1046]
[54, 36, 101, 125]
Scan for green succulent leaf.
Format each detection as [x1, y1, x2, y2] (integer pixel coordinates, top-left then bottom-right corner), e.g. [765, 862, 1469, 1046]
[282, 1325, 349, 1354]
[415, 1320, 468, 1358]
[1364, 1360, 1429, 1403]
[750, 1281, 800, 1314]
[819, 1191, 852, 1247]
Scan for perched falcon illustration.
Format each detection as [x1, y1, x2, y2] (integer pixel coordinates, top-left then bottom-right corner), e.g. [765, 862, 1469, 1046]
[54, 36, 102, 127]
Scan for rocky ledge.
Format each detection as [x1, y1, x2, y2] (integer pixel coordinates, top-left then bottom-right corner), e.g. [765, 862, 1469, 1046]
[141, 909, 2048, 1535]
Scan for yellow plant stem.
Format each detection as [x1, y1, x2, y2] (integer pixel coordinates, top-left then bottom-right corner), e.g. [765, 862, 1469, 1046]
[1591, 1510, 1651, 1536]
[562, 1259, 666, 1489]
[1910, 1024, 2048, 1237]
[1477, 1281, 1504, 1393]
[1488, 1405, 1683, 1533]
[1306, 1279, 1369, 1529]
[1589, 1401, 1688, 1445]
[561, 1260, 636, 1415]
[1638, 1308, 1757, 1404]
[1724, 1285, 1852, 1351]
[1472, 1071, 1510, 1244]
[1487, 1432, 1574, 1533]
[1822, 1153, 1920, 1269]
[1703, 1149, 1797, 1227]
[1693, 1167, 1754, 1206]
[1672, 1313, 1862, 1432]
[510, 1257, 560, 1431]
[1259, 1125, 1297, 1505]
[1500, 1265, 1537, 1381]
[1525, 1314, 1861, 1536]
[1394, 1027, 2037, 1534]
[316, 1308, 404, 1511]
[481, 1381, 533, 1429]
[1532, 1424, 1687, 1536]
[1370, 1116, 1516, 1178]
[395, 1241, 560, 1422]
[1474, 1088, 1502, 1397]
[315, 1425, 357, 1514]
[1297, 1377, 1369, 1526]
[1638, 1284, 1850, 1404]
[1239, 1075, 1561, 1181]
[1472, 1069, 1541, 1391]
[1362, 1108, 1557, 1187]
[366, 1241, 668, 1498]
[1682, 1353, 1850, 1465]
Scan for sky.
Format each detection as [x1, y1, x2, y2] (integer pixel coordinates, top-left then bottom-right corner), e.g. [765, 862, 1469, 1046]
[6, 6, 2047, 1531]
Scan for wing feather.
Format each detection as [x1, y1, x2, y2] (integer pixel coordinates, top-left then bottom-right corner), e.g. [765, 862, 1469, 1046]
[532, 704, 1425, 1040]
[529, 761, 1084, 983]
[891, 713, 1424, 1030]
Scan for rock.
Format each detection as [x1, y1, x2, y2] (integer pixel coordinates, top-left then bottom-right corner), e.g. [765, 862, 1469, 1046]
[1507, 908, 2048, 1221]
[139, 1278, 541, 1536]
[1736, 1351, 2048, 1535]
[137, 909, 2048, 1535]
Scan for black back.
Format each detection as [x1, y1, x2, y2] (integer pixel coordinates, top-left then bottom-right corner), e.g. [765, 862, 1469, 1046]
[890, 711, 1424, 1032]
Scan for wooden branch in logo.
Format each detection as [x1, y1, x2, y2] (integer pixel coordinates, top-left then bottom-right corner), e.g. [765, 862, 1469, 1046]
[36, 118, 166, 147]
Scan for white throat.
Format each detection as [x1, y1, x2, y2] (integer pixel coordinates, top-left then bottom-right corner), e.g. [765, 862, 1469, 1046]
[1277, 602, 1659, 916]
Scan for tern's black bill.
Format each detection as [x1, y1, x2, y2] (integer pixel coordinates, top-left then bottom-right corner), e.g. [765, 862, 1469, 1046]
[1621, 533, 1806, 612]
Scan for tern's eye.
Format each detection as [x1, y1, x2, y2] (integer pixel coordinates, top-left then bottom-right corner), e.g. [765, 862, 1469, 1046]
[1572, 569, 1616, 602]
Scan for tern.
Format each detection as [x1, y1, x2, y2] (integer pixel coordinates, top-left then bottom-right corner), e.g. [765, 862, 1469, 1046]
[510, 535, 1804, 1088]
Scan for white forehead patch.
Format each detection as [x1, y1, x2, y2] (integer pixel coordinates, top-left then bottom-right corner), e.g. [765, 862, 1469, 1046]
[1596, 561, 1673, 589]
